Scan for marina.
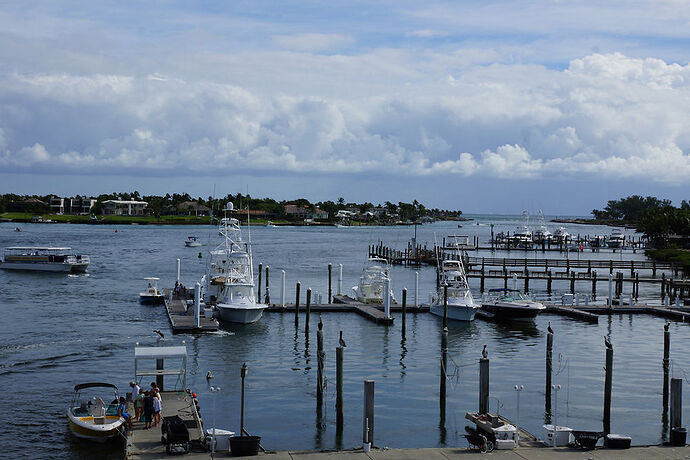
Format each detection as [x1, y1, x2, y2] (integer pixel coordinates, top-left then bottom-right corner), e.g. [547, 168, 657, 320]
[1, 217, 688, 459]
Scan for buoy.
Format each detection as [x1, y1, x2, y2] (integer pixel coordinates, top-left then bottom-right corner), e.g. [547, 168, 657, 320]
[115, 229, 118, 233]
[198, 252, 202, 258]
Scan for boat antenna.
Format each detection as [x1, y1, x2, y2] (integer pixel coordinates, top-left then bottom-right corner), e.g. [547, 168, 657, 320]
[433, 232, 442, 278]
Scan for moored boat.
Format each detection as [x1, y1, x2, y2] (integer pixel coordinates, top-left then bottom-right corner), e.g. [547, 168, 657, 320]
[352, 257, 396, 304]
[608, 229, 625, 248]
[139, 277, 165, 304]
[0, 247, 89, 273]
[67, 383, 124, 441]
[482, 288, 546, 319]
[184, 236, 202, 247]
[429, 259, 478, 321]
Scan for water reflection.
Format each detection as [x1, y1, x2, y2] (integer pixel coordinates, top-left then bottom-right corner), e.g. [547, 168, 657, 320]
[399, 339, 407, 380]
[493, 319, 541, 339]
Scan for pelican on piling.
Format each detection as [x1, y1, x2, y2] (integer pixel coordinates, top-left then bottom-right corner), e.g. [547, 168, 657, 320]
[339, 330, 347, 348]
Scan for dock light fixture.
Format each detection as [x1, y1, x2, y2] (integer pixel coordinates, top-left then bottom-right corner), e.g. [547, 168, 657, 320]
[514, 384, 524, 446]
[551, 384, 562, 447]
[209, 386, 222, 453]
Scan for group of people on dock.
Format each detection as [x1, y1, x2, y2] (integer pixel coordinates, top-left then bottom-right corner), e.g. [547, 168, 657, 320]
[173, 281, 188, 299]
[128, 381, 163, 429]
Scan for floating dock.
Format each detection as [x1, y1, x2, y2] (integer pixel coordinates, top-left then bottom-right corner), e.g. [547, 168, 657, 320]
[162, 289, 219, 333]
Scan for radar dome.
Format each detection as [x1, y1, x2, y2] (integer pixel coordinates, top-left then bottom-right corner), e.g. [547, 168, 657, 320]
[225, 202, 234, 211]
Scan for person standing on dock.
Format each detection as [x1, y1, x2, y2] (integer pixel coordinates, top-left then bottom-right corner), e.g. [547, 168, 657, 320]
[143, 390, 154, 429]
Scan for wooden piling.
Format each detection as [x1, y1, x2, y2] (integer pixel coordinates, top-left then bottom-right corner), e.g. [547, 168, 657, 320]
[670, 378, 682, 431]
[503, 269, 508, 289]
[317, 321, 324, 407]
[525, 268, 530, 293]
[546, 332, 553, 420]
[479, 356, 489, 414]
[401, 288, 407, 340]
[440, 327, 448, 417]
[570, 271, 575, 294]
[305, 288, 311, 335]
[328, 263, 332, 304]
[603, 344, 613, 434]
[663, 324, 670, 423]
[662, 273, 666, 300]
[443, 284, 448, 328]
[480, 268, 485, 293]
[258, 263, 262, 303]
[336, 347, 344, 434]
[363, 380, 375, 446]
[547, 270, 552, 294]
[295, 282, 301, 326]
[592, 271, 597, 297]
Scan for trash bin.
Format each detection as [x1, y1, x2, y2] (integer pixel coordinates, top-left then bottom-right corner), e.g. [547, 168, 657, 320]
[230, 435, 261, 456]
[670, 427, 687, 446]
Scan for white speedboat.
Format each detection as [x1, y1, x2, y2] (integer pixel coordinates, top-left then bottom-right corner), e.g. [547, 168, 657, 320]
[200, 203, 265, 324]
[185, 236, 202, 247]
[265, 221, 277, 228]
[67, 383, 124, 441]
[0, 247, 89, 273]
[429, 260, 478, 321]
[608, 229, 625, 248]
[139, 277, 165, 304]
[553, 227, 569, 243]
[482, 288, 546, 319]
[352, 257, 396, 304]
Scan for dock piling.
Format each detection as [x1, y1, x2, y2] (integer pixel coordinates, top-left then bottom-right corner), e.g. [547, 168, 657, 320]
[258, 263, 262, 303]
[671, 378, 683, 433]
[479, 352, 489, 414]
[295, 282, 301, 326]
[281, 270, 286, 308]
[440, 326, 448, 418]
[265, 266, 270, 304]
[604, 341, 613, 434]
[608, 274, 613, 308]
[336, 347, 344, 435]
[547, 270, 552, 294]
[328, 263, 332, 304]
[306, 288, 312, 335]
[317, 319, 324, 408]
[415, 271, 419, 307]
[194, 282, 201, 328]
[363, 380, 375, 447]
[443, 284, 448, 328]
[338, 264, 343, 296]
[401, 288, 407, 339]
[546, 331, 553, 423]
[384, 277, 391, 319]
[663, 323, 670, 432]
[176, 258, 180, 283]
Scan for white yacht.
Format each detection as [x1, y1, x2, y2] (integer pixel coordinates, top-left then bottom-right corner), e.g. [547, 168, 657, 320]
[429, 260, 478, 321]
[201, 203, 264, 324]
[185, 236, 202, 247]
[553, 227, 569, 243]
[482, 289, 546, 319]
[0, 247, 89, 273]
[139, 277, 164, 304]
[533, 211, 552, 243]
[608, 229, 625, 248]
[512, 211, 532, 246]
[352, 257, 396, 304]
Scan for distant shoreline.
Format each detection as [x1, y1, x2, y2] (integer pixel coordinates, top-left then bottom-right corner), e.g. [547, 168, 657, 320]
[550, 218, 636, 229]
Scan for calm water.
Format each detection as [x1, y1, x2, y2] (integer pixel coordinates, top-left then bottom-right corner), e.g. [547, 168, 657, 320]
[0, 217, 687, 459]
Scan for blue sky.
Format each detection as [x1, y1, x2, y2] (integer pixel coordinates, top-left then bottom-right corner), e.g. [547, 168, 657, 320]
[1, 1, 689, 214]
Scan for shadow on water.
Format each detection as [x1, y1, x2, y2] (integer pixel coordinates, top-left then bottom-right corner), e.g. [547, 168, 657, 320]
[493, 319, 541, 339]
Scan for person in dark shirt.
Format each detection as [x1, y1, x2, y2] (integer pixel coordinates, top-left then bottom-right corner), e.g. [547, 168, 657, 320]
[143, 390, 154, 429]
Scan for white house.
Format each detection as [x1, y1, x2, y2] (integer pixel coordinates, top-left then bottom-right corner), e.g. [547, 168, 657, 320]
[102, 200, 148, 216]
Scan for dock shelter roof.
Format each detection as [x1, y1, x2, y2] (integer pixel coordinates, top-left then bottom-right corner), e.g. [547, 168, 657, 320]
[134, 346, 187, 390]
[135, 346, 186, 359]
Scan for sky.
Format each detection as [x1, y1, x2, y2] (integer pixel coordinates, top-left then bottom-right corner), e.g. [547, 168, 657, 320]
[1, 1, 689, 214]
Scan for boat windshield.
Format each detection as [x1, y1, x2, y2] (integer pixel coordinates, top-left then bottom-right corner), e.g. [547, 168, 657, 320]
[498, 291, 529, 301]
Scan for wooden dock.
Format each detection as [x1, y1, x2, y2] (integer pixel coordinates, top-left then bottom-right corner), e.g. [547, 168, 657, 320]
[163, 289, 219, 333]
[127, 390, 206, 458]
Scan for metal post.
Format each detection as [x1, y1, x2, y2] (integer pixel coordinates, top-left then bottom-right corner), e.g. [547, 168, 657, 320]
[240, 363, 247, 436]
[281, 270, 286, 308]
[514, 385, 524, 446]
[384, 277, 391, 319]
[512, 273, 518, 291]
[176, 258, 181, 283]
[363, 380, 375, 446]
[210, 386, 220, 453]
[552, 384, 561, 446]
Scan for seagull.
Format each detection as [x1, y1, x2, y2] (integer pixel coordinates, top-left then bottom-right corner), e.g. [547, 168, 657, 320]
[153, 329, 165, 340]
[547, 321, 554, 334]
[318, 314, 323, 331]
[206, 371, 213, 380]
[482, 344, 488, 359]
[664, 322, 670, 332]
[604, 336, 612, 349]
[339, 330, 347, 348]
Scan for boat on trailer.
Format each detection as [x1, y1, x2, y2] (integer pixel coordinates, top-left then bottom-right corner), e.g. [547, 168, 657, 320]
[67, 383, 124, 441]
[0, 246, 89, 273]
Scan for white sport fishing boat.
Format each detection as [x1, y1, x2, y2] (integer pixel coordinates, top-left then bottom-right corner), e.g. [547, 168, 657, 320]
[553, 227, 569, 243]
[352, 257, 396, 304]
[608, 229, 625, 248]
[0, 247, 89, 273]
[533, 210, 552, 243]
[200, 203, 265, 323]
[429, 260, 478, 321]
[67, 383, 124, 441]
[483, 288, 546, 319]
[512, 211, 532, 246]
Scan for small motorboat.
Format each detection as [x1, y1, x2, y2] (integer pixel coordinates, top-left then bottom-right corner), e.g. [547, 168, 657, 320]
[67, 383, 124, 441]
[185, 236, 202, 247]
[482, 288, 546, 319]
[14, 227, 21, 232]
[265, 221, 277, 228]
[140, 277, 165, 304]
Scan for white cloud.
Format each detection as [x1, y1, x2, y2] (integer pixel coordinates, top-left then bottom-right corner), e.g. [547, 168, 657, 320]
[273, 33, 355, 52]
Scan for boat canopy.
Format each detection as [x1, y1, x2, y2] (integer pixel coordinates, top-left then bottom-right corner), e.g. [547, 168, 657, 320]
[134, 346, 187, 390]
[74, 382, 118, 392]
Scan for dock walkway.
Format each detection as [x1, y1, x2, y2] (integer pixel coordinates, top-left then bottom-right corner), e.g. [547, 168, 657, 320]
[162, 289, 219, 333]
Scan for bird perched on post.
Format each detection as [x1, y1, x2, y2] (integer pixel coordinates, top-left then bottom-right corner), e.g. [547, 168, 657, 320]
[664, 322, 670, 332]
[153, 329, 165, 341]
[339, 330, 346, 347]
[482, 344, 488, 359]
[547, 321, 554, 334]
[318, 314, 323, 331]
[206, 371, 213, 380]
[604, 336, 612, 349]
